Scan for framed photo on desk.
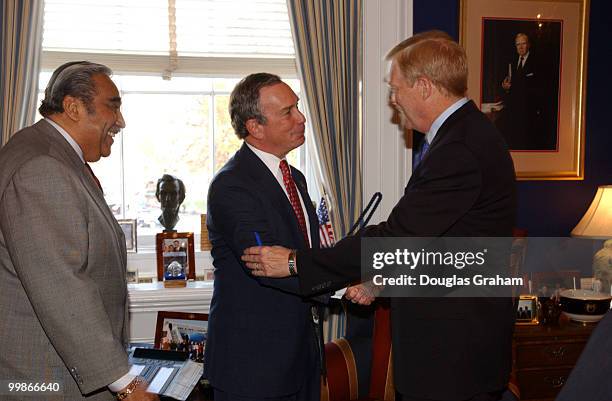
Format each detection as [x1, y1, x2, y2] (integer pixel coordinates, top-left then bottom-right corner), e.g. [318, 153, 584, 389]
[156, 232, 196, 281]
[154, 311, 208, 362]
[516, 295, 539, 325]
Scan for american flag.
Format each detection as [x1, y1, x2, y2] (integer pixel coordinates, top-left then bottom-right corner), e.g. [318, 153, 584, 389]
[317, 197, 336, 248]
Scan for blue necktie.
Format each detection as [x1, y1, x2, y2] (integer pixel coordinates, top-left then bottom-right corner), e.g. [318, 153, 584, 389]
[413, 139, 430, 170]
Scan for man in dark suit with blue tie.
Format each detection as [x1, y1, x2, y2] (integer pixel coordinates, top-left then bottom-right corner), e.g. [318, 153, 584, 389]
[243, 33, 517, 401]
[203, 73, 324, 401]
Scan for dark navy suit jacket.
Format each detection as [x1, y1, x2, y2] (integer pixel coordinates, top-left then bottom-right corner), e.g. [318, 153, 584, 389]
[295, 101, 518, 400]
[203, 143, 321, 397]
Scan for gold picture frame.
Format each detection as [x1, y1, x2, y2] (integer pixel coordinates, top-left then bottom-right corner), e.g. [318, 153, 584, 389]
[460, 0, 589, 180]
[516, 295, 539, 325]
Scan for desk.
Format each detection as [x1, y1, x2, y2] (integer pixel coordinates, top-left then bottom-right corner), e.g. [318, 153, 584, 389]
[512, 316, 597, 400]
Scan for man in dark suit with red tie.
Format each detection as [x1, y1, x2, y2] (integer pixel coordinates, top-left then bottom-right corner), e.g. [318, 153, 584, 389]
[243, 33, 517, 401]
[203, 73, 325, 401]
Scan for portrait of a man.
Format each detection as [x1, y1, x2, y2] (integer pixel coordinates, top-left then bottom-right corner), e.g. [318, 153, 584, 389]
[480, 19, 562, 151]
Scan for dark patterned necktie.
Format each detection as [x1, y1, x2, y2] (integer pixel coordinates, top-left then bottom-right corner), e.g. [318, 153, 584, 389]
[517, 56, 524, 71]
[84, 163, 103, 192]
[279, 160, 309, 247]
[413, 139, 430, 170]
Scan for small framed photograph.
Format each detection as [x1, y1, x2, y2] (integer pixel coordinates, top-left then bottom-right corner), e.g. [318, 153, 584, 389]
[156, 232, 196, 281]
[532, 270, 580, 298]
[154, 311, 208, 362]
[516, 295, 539, 325]
[117, 218, 137, 253]
[126, 269, 138, 284]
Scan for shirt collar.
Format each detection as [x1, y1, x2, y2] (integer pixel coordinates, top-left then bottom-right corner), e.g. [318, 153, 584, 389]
[245, 141, 286, 177]
[425, 97, 469, 145]
[45, 118, 85, 163]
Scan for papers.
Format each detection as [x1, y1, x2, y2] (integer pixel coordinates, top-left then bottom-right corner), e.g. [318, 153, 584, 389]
[162, 360, 204, 401]
[133, 359, 203, 400]
[128, 364, 145, 376]
[147, 367, 174, 394]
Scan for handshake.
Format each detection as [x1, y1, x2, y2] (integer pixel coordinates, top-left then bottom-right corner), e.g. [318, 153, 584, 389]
[344, 280, 382, 305]
[242, 245, 381, 305]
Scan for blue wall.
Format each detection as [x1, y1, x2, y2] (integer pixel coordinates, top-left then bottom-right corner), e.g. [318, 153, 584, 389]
[414, 0, 612, 236]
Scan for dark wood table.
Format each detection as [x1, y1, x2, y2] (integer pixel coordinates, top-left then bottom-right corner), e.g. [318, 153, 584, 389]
[512, 315, 597, 401]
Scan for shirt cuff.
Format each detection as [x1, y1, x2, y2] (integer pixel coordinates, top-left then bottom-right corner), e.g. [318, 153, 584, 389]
[108, 373, 136, 392]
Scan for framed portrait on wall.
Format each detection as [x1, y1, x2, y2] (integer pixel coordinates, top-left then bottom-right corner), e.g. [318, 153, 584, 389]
[156, 232, 196, 282]
[460, 0, 590, 180]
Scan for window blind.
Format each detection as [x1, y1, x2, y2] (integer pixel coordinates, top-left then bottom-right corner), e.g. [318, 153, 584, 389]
[43, 0, 294, 57]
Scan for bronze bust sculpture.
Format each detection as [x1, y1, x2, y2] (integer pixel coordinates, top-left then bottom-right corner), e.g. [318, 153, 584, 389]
[155, 174, 186, 232]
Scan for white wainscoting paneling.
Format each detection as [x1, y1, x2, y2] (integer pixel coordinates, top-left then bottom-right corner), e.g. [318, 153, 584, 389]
[128, 281, 213, 343]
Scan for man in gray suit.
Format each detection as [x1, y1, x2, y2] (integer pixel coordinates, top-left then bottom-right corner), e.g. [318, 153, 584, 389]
[0, 62, 157, 400]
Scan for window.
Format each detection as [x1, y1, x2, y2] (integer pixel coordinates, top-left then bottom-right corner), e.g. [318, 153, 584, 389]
[40, 0, 310, 256]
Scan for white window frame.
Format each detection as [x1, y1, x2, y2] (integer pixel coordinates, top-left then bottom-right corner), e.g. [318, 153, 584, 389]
[41, 51, 298, 78]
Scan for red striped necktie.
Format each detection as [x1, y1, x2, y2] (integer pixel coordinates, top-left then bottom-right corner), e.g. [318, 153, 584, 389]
[279, 160, 309, 247]
[84, 163, 103, 192]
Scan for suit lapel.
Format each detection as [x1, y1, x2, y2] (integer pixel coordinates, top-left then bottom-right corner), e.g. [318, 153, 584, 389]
[238, 144, 310, 249]
[41, 121, 126, 268]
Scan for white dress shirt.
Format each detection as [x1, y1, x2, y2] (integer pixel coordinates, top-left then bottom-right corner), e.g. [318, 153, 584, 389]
[245, 141, 312, 242]
[425, 97, 470, 145]
[45, 118, 85, 163]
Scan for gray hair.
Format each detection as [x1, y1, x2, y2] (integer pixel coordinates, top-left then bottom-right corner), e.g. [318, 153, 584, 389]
[229, 72, 283, 139]
[39, 61, 112, 117]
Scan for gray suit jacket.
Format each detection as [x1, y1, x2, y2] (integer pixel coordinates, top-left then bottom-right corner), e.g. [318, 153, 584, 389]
[0, 120, 129, 400]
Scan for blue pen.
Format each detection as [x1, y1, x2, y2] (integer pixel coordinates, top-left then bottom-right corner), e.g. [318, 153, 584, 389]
[254, 231, 263, 246]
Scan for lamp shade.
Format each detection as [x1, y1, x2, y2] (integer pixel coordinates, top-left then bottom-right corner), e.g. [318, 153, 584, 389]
[571, 185, 612, 239]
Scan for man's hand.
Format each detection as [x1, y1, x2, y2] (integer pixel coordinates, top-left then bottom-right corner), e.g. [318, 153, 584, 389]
[502, 76, 511, 91]
[344, 281, 381, 305]
[242, 246, 292, 277]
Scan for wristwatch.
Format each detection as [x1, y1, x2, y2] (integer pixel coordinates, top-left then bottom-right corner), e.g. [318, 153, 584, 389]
[288, 249, 298, 276]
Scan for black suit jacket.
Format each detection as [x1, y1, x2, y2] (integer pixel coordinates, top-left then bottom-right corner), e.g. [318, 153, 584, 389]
[498, 53, 552, 150]
[296, 101, 518, 399]
[203, 143, 322, 398]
